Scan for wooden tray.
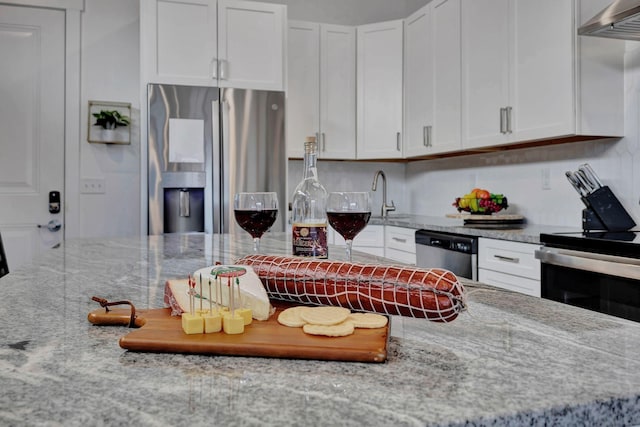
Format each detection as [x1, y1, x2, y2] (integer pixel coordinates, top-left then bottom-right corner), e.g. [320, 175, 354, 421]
[88, 300, 390, 363]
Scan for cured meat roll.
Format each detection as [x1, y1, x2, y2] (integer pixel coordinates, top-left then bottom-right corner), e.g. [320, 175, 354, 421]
[235, 254, 467, 322]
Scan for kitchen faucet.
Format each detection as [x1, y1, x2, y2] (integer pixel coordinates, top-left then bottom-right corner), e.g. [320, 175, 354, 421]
[371, 170, 396, 218]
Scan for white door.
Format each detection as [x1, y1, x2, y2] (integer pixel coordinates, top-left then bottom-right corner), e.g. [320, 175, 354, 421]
[0, 5, 65, 271]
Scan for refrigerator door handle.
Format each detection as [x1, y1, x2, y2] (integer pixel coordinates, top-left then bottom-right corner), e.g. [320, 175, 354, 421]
[219, 97, 230, 233]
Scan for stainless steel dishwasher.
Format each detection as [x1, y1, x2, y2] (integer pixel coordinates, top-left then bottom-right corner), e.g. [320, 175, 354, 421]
[415, 230, 478, 280]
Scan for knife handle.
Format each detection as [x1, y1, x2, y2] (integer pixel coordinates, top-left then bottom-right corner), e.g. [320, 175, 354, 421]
[87, 308, 146, 328]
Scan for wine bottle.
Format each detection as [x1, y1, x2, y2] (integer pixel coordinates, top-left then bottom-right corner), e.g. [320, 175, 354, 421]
[291, 136, 328, 258]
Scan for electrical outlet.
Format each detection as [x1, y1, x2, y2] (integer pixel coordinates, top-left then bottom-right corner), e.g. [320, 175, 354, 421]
[81, 178, 105, 194]
[541, 168, 551, 190]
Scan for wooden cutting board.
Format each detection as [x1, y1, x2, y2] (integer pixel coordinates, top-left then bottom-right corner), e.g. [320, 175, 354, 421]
[88, 300, 390, 363]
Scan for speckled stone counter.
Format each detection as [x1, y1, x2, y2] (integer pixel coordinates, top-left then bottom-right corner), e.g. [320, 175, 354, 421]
[369, 214, 581, 244]
[1, 233, 639, 426]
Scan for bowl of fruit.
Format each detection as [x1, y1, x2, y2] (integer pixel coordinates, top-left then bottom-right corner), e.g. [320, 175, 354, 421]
[453, 188, 508, 214]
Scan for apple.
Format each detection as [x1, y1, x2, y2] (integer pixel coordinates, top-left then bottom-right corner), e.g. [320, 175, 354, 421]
[476, 189, 490, 199]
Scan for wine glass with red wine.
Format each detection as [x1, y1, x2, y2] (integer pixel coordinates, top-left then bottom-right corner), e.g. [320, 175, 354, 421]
[326, 192, 371, 262]
[234, 192, 278, 253]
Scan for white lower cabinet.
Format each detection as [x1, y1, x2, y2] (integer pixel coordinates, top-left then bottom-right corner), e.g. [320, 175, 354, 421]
[384, 226, 416, 265]
[478, 237, 540, 297]
[329, 225, 417, 263]
[330, 225, 384, 257]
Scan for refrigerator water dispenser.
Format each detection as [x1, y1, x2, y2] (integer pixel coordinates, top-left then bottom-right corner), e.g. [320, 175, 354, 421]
[163, 188, 204, 233]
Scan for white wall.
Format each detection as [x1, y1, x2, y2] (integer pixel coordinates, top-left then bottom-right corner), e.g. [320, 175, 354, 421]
[79, 0, 140, 237]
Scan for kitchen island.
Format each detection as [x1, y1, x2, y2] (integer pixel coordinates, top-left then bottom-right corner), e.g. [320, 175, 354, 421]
[1, 233, 639, 426]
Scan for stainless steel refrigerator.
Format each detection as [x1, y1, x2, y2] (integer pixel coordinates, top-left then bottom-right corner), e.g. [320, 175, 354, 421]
[147, 84, 286, 235]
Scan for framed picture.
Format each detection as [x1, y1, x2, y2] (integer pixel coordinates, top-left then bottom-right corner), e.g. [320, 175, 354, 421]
[88, 101, 132, 144]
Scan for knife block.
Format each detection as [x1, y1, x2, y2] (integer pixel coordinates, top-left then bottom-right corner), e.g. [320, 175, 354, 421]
[581, 186, 636, 231]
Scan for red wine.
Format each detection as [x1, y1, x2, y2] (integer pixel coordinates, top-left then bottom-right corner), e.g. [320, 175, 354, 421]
[234, 209, 278, 238]
[327, 211, 371, 241]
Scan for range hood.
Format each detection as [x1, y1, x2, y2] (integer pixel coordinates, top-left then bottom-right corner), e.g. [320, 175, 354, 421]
[578, 0, 640, 40]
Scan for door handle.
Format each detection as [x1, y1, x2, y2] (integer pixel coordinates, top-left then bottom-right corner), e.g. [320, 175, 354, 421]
[37, 219, 62, 232]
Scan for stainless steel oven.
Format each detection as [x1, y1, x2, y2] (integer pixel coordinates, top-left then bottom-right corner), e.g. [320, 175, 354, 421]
[536, 231, 640, 322]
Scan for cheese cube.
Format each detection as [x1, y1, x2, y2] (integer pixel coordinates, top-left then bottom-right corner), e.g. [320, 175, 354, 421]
[236, 308, 252, 326]
[223, 312, 244, 335]
[203, 311, 222, 333]
[181, 313, 204, 335]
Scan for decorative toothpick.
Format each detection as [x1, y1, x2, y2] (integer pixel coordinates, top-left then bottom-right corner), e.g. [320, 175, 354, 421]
[228, 276, 234, 316]
[188, 274, 196, 316]
[199, 273, 203, 313]
[208, 278, 213, 314]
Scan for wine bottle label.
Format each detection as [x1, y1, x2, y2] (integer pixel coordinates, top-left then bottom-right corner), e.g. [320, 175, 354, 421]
[292, 223, 328, 258]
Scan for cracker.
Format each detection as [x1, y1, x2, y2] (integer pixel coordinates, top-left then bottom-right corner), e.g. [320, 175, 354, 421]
[277, 306, 309, 327]
[348, 313, 388, 329]
[299, 306, 351, 326]
[303, 320, 355, 337]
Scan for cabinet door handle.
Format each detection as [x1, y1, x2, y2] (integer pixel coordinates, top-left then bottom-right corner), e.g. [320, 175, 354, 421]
[212, 58, 218, 79]
[423, 126, 428, 147]
[322, 132, 326, 152]
[392, 237, 407, 243]
[506, 106, 513, 134]
[396, 132, 401, 151]
[499, 108, 507, 134]
[220, 59, 228, 80]
[493, 254, 520, 263]
[427, 125, 432, 147]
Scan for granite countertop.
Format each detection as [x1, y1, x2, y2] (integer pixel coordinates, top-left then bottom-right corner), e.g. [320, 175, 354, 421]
[1, 232, 639, 426]
[369, 214, 582, 244]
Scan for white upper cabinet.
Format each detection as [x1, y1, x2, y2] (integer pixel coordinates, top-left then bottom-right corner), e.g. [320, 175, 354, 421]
[286, 21, 319, 158]
[356, 20, 404, 160]
[218, 0, 285, 90]
[403, 5, 433, 158]
[319, 24, 357, 159]
[404, 0, 461, 158]
[287, 21, 356, 159]
[461, 0, 510, 148]
[462, 0, 623, 150]
[141, 0, 286, 91]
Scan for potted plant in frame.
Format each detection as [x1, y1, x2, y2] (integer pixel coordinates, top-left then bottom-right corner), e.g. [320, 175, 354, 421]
[92, 109, 130, 130]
